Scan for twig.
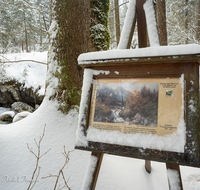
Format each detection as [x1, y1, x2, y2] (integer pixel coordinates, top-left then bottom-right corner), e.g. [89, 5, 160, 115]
[0, 54, 10, 62]
[27, 124, 51, 190]
[0, 60, 47, 65]
[42, 147, 73, 190]
[110, 1, 129, 12]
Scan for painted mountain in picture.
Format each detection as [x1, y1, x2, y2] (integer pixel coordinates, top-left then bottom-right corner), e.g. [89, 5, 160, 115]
[94, 82, 159, 127]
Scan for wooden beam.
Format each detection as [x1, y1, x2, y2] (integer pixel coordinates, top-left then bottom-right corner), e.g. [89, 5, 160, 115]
[166, 163, 183, 190]
[145, 160, 151, 173]
[136, 0, 147, 48]
[90, 152, 104, 190]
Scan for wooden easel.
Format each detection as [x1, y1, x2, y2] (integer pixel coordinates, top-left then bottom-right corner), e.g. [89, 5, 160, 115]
[84, 1, 183, 189]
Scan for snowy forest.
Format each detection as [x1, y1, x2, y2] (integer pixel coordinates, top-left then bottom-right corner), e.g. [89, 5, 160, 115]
[0, 0, 200, 190]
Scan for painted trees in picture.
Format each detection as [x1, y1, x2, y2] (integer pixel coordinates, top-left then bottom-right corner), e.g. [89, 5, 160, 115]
[93, 81, 159, 127]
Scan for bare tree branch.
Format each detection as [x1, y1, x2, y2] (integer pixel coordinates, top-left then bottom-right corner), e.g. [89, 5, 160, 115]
[110, 1, 129, 12]
[0, 60, 47, 65]
[42, 147, 73, 190]
[27, 124, 51, 190]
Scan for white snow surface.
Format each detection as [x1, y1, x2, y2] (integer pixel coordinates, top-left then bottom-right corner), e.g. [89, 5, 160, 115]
[81, 155, 98, 190]
[78, 44, 200, 63]
[143, 0, 160, 47]
[0, 51, 47, 95]
[117, 0, 136, 49]
[0, 97, 199, 190]
[167, 169, 181, 190]
[0, 107, 10, 116]
[76, 69, 110, 147]
[1, 111, 15, 118]
[12, 111, 31, 123]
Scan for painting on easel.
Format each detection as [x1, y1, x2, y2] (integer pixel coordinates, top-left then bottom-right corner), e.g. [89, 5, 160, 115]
[89, 78, 183, 137]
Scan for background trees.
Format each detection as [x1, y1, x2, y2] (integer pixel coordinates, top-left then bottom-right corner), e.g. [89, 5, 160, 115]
[0, 0, 50, 53]
[108, 0, 200, 49]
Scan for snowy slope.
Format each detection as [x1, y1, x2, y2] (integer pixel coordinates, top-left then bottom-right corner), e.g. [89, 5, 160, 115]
[0, 51, 47, 95]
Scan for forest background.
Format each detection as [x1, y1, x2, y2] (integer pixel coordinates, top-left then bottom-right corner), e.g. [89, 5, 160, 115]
[1, 0, 200, 55]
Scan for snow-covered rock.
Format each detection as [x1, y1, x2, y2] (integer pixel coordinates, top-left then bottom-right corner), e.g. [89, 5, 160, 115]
[11, 102, 35, 113]
[13, 111, 31, 123]
[0, 111, 15, 122]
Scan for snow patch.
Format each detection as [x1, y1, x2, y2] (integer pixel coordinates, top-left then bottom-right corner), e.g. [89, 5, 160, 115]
[13, 111, 31, 123]
[143, 0, 160, 47]
[117, 0, 136, 49]
[0, 52, 47, 95]
[76, 69, 110, 147]
[1, 111, 15, 118]
[81, 155, 98, 190]
[78, 44, 200, 63]
[167, 169, 181, 190]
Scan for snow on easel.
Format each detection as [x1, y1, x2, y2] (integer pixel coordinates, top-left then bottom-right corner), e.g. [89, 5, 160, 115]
[76, 0, 200, 190]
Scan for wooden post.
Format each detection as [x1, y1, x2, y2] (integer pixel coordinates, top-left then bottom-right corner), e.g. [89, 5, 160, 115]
[136, 0, 147, 48]
[89, 152, 104, 190]
[114, 0, 120, 45]
[166, 163, 183, 190]
[136, 0, 151, 173]
[145, 160, 151, 173]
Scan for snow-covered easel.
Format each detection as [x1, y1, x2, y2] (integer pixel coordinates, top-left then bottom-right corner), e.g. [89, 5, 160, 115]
[76, 0, 200, 190]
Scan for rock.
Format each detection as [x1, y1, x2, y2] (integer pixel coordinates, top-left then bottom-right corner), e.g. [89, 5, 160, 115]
[134, 113, 142, 122]
[130, 120, 139, 125]
[144, 118, 149, 126]
[0, 80, 43, 107]
[11, 102, 35, 113]
[125, 117, 130, 122]
[0, 111, 15, 122]
[13, 111, 31, 123]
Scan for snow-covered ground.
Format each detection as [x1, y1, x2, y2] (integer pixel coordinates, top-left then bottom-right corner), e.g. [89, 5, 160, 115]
[0, 51, 47, 96]
[0, 53, 199, 190]
[0, 98, 200, 190]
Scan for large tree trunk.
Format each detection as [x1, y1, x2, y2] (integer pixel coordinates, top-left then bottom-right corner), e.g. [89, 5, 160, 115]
[47, 0, 90, 113]
[156, 0, 167, 46]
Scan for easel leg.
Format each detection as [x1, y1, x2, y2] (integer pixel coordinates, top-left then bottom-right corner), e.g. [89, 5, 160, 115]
[89, 152, 104, 190]
[166, 163, 183, 190]
[145, 160, 151, 173]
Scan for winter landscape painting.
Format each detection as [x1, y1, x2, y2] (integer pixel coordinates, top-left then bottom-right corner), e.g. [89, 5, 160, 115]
[93, 81, 159, 127]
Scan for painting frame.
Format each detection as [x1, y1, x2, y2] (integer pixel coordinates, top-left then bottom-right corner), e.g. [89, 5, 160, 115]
[75, 58, 200, 167]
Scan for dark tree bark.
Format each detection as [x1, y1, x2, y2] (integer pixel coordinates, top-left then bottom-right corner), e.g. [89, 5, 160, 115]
[49, 0, 90, 113]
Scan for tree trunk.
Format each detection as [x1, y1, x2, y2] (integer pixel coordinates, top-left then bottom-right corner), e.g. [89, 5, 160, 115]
[196, 0, 200, 42]
[156, 0, 167, 46]
[114, 0, 120, 45]
[23, 10, 29, 52]
[47, 0, 90, 113]
[185, 0, 189, 44]
[90, 0, 110, 51]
